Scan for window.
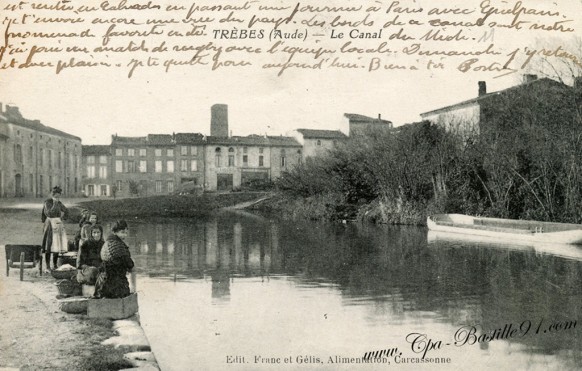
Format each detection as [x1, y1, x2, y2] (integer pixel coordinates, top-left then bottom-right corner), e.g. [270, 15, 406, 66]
[29, 146, 33, 164]
[87, 156, 95, 164]
[116, 180, 123, 191]
[155, 160, 162, 173]
[115, 148, 123, 156]
[155, 149, 162, 157]
[191, 160, 197, 171]
[58, 152, 62, 169]
[99, 166, 107, 179]
[181, 146, 188, 156]
[139, 160, 147, 172]
[87, 166, 96, 178]
[74, 155, 78, 170]
[243, 155, 248, 165]
[167, 181, 174, 193]
[167, 149, 174, 157]
[190, 146, 197, 155]
[167, 160, 174, 173]
[99, 155, 107, 164]
[128, 148, 135, 156]
[49, 175, 53, 190]
[115, 160, 123, 173]
[228, 147, 234, 167]
[259, 147, 264, 154]
[100, 185, 107, 196]
[39, 149, 44, 166]
[316, 140, 322, 146]
[259, 155, 264, 167]
[14, 144, 22, 163]
[155, 180, 162, 193]
[29, 174, 33, 192]
[139, 148, 146, 156]
[127, 160, 136, 173]
[215, 147, 221, 167]
[243, 147, 248, 154]
[281, 149, 286, 167]
[39, 175, 43, 192]
[87, 185, 95, 196]
[180, 159, 188, 171]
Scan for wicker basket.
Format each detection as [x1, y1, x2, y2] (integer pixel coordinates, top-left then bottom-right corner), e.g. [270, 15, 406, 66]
[51, 269, 77, 280]
[55, 279, 82, 296]
[58, 297, 88, 314]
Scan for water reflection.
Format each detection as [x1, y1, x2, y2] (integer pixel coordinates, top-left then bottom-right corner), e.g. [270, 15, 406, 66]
[127, 211, 582, 370]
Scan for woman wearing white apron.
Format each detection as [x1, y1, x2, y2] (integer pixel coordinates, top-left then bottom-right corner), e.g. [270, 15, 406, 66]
[41, 186, 69, 271]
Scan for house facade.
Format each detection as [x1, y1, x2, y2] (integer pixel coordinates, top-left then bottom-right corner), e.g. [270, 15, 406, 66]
[0, 104, 82, 198]
[290, 129, 347, 160]
[107, 134, 206, 197]
[82, 145, 112, 197]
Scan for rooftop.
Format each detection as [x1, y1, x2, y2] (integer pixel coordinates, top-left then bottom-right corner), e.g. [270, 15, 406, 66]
[0, 104, 81, 141]
[421, 77, 571, 116]
[82, 145, 111, 156]
[295, 129, 348, 139]
[344, 113, 392, 125]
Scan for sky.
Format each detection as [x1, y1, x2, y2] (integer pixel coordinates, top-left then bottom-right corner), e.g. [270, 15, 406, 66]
[1, 0, 580, 145]
[0, 65, 532, 144]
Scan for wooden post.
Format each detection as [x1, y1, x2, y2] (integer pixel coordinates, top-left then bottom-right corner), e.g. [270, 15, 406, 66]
[130, 271, 137, 293]
[20, 252, 25, 281]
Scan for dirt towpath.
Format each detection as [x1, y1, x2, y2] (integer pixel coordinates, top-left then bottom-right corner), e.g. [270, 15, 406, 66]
[0, 201, 134, 370]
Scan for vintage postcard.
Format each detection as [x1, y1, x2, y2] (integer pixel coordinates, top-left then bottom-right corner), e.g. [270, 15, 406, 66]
[1, 0, 581, 370]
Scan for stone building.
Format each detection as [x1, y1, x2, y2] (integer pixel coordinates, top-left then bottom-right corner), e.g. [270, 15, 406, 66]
[0, 103, 82, 198]
[204, 104, 302, 191]
[290, 129, 347, 160]
[343, 113, 393, 136]
[107, 133, 206, 197]
[420, 75, 580, 138]
[83, 104, 302, 196]
[204, 135, 301, 191]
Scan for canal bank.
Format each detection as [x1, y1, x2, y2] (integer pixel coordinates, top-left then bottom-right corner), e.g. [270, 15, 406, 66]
[0, 201, 160, 371]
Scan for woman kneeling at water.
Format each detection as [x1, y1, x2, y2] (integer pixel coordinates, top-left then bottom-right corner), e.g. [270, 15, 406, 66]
[95, 220, 134, 299]
[76, 225, 104, 285]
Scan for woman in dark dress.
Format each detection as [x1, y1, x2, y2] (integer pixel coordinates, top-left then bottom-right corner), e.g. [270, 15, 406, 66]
[41, 186, 69, 271]
[95, 220, 134, 298]
[76, 225, 104, 285]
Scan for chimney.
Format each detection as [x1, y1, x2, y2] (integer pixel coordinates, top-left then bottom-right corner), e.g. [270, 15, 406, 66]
[378, 113, 382, 120]
[478, 81, 487, 96]
[523, 74, 538, 84]
[210, 104, 228, 137]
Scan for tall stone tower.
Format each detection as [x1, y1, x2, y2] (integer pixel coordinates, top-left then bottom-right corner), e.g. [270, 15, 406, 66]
[210, 104, 228, 137]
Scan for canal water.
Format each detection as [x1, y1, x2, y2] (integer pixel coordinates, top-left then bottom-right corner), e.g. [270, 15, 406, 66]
[124, 211, 582, 371]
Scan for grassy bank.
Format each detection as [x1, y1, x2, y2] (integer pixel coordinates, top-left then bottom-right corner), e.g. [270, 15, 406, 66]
[78, 192, 270, 219]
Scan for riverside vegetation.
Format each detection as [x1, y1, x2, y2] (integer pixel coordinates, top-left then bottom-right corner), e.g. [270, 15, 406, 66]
[265, 83, 582, 225]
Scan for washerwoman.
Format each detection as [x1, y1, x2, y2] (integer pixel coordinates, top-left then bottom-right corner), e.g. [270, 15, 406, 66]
[41, 186, 69, 271]
[95, 220, 134, 299]
[76, 224, 104, 285]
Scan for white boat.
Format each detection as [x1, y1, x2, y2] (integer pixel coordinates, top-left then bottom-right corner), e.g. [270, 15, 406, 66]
[427, 214, 582, 245]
